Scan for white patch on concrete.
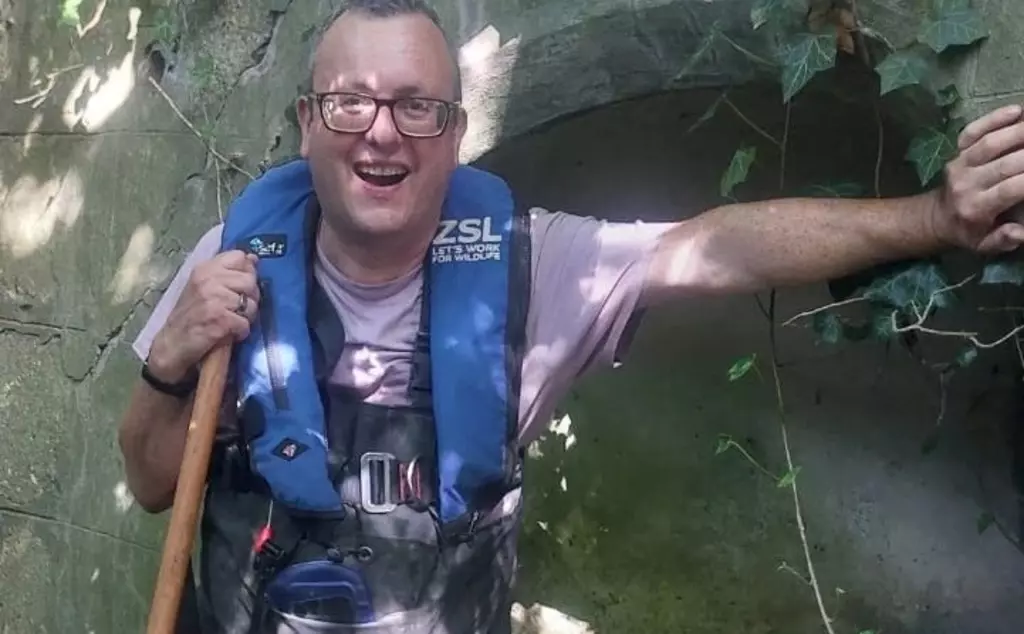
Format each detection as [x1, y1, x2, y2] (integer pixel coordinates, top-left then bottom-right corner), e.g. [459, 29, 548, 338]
[113, 481, 135, 513]
[457, 25, 522, 163]
[64, 8, 141, 131]
[510, 602, 594, 634]
[108, 223, 155, 304]
[0, 169, 85, 258]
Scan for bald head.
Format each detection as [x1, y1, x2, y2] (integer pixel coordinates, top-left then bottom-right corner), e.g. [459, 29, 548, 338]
[309, 0, 462, 101]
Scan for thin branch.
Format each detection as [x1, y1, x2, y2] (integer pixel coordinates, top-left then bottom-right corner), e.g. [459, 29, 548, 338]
[146, 76, 255, 180]
[1013, 314, 1024, 375]
[780, 103, 791, 192]
[724, 95, 782, 148]
[215, 163, 224, 222]
[932, 369, 950, 433]
[755, 293, 772, 320]
[76, 0, 108, 37]
[972, 452, 1024, 557]
[13, 65, 84, 107]
[720, 439, 779, 482]
[717, 30, 779, 68]
[767, 294, 836, 634]
[778, 561, 811, 585]
[885, 275, 1024, 349]
[783, 295, 868, 326]
[894, 318, 1024, 350]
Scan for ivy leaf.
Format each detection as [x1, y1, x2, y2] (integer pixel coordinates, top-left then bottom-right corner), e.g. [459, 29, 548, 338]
[875, 49, 932, 96]
[906, 128, 956, 186]
[812, 312, 844, 345]
[980, 260, 1024, 285]
[779, 33, 838, 102]
[977, 511, 995, 534]
[956, 345, 978, 368]
[728, 354, 757, 381]
[715, 434, 733, 455]
[918, 8, 988, 53]
[871, 309, 897, 340]
[751, 0, 780, 30]
[862, 261, 951, 311]
[934, 83, 960, 108]
[154, 9, 177, 44]
[60, 0, 83, 27]
[721, 146, 757, 198]
[751, 0, 806, 31]
[753, 0, 806, 31]
[777, 466, 802, 488]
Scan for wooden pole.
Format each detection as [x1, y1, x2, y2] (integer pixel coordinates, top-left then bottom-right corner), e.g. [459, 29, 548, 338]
[145, 343, 232, 634]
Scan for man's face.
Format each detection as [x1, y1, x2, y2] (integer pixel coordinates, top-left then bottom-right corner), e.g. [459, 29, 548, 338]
[298, 12, 465, 242]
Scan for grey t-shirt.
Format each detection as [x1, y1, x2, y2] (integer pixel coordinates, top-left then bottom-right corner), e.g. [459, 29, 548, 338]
[132, 208, 671, 445]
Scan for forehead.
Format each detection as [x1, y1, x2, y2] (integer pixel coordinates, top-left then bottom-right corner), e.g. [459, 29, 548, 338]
[313, 12, 456, 99]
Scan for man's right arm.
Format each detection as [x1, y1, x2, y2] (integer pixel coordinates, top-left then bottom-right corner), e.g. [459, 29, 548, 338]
[117, 375, 197, 512]
[117, 231, 259, 513]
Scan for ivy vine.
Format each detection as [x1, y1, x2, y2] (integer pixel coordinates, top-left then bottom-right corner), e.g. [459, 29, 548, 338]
[698, 0, 1021, 631]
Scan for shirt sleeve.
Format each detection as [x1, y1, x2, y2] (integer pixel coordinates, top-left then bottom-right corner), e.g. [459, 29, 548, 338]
[517, 209, 674, 444]
[131, 224, 225, 362]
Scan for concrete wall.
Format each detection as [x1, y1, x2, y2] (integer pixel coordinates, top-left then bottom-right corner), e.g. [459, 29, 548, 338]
[1, 0, 1023, 632]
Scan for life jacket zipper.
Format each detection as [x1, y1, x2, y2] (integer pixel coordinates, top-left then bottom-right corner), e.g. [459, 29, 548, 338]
[259, 278, 290, 410]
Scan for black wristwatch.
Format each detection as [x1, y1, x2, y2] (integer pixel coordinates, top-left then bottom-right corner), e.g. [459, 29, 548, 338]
[141, 359, 199, 397]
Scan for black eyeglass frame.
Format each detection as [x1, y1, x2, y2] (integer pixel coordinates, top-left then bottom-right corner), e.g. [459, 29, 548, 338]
[304, 91, 461, 138]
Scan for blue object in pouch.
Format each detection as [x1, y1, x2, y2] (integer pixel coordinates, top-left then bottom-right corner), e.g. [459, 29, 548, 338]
[264, 560, 375, 624]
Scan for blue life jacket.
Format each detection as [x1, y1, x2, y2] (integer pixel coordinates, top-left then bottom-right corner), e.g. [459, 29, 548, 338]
[218, 158, 527, 524]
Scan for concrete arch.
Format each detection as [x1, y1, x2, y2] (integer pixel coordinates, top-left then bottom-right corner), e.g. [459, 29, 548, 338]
[447, 0, 773, 162]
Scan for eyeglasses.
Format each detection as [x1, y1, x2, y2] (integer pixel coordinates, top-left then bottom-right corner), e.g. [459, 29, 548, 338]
[306, 91, 459, 138]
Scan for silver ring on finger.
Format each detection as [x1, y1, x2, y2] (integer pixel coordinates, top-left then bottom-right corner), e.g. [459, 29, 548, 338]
[235, 292, 248, 315]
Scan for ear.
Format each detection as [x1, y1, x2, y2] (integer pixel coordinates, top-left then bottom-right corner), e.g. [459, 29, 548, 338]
[297, 96, 314, 158]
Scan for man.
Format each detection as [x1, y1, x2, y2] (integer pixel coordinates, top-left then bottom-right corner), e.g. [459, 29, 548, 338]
[118, 0, 1024, 632]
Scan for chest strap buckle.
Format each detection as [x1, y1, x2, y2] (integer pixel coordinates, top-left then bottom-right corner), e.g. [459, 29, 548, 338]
[360, 452, 426, 513]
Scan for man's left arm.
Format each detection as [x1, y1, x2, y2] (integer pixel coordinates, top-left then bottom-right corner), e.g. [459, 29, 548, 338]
[642, 104, 1024, 305]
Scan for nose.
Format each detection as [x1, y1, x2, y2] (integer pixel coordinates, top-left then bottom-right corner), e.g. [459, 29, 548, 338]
[364, 104, 401, 150]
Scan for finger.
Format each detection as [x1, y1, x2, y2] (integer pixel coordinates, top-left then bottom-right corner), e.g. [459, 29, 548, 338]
[215, 285, 260, 323]
[224, 312, 253, 342]
[239, 291, 260, 323]
[218, 270, 261, 300]
[959, 104, 1023, 151]
[218, 249, 259, 272]
[963, 120, 1024, 167]
[1000, 204, 1024, 227]
[977, 223, 1024, 253]
[977, 147, 1024, 189]
[979, 173, 1024, 221]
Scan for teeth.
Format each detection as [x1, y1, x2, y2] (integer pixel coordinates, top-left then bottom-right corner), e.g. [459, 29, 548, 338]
[359, 164, 407, 176]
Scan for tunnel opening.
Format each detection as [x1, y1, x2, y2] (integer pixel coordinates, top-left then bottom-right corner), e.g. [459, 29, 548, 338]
[472, 74, 1024, 634]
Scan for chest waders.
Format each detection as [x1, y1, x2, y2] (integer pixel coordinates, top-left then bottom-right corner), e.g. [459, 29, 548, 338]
[197, 158, 532, 633]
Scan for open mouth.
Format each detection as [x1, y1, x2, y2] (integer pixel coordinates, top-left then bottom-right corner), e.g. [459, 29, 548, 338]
[354, 162, 409, 188]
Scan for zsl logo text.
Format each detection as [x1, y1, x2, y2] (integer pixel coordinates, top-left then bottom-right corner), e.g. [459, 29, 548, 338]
[432, 218, 503, 263]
